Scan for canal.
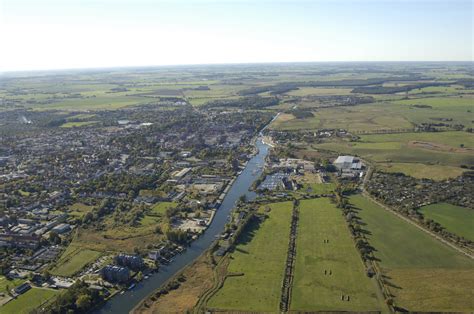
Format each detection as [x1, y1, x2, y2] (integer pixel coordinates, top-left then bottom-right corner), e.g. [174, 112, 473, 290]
[95, 138, 270, 313]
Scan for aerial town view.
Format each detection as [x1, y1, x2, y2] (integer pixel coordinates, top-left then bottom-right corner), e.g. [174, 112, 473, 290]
[0, 0, 473, 313]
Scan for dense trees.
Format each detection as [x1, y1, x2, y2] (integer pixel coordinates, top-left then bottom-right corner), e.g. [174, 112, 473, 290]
[43, 280, 105, 313]
[204, 96, 279, 109]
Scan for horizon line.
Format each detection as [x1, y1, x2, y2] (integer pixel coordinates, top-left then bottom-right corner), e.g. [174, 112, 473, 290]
[2, 60, 473, 75]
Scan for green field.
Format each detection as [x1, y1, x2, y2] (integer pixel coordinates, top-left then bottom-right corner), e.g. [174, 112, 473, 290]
[301, 182, 336, 195]
[271, 95, 474, 132]
[68, 203, 94, 218]
[316, 131, 473, 168]
[291, 198, 380, 311]
[60, 121, 99, 128]
[51, 244, 101, 277]
[419, 203, 474, 241]
[285, 87, 353, 96]
[149, 202, 178, 216]
[0, 276, 24, 295]
[270, 103, 413, 131]
[350, 194, 474, 311]
[32, 95, 147, 111]
[208, 201, 293, 312]
[378, 163, 465, 180]
[1, 288, 60, 314]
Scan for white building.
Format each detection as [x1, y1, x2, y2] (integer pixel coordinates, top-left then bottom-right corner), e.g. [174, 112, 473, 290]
[334, 156, 362, 171]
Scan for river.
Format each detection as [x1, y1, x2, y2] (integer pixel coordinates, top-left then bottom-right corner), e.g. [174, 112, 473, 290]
[95, 137, 270, 313]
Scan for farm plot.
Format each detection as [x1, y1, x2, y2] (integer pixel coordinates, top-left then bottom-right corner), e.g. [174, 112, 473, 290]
[207, 201, 293, 312]
[32, 95, 146, 111]
[149, 202, 178, 216]
[67, 203, 94, 218]
[350, 194, 474, 312]
[378, 163, 465, 180]
[419, 203, 474, 241]
[270, 103, 412, 132]
[270, 95, 474, 132]
[316, 131, 474, 168]
[1, 288, 60, 314]
[51, 244, 101, 277]
[285, 87, 353, 96]
[291, 198, 380, 311]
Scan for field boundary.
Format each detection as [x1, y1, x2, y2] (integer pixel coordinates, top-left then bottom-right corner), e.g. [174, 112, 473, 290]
[361, 190, 474, 260]
[279, 200, 299, 312]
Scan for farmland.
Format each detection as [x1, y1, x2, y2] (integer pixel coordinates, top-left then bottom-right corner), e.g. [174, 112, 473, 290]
[149, 201, 178, 216]
[378, 162, 465, 180]
[207, 201, 293, 312]
[1, 288, 60, 314]
[1, 62, 473, 313]
[291, 198, 380, 311]
[269, 86, 474, 179]
[419, 203, 474, 241]
[67, 203, 94, 218]
[315, 131, 474, 170]
[51, 244, 102, 277]
[0, 276, 24, 295]
[350, 194, 474, 311]
[60, 121, 99, 128]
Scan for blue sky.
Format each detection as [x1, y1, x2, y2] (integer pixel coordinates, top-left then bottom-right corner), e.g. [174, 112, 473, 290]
[0, 0, 472, 71]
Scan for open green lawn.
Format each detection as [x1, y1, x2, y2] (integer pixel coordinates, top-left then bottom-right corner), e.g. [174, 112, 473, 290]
[149, 202, 178, 216]
[32, 95, 146, 111]
[285, 87, 353, 96]
[270, 103, 413, 131]
[388, 96, 474, 127]
[270, 96, 474, 132]
[301, 182, 335, 195]
[378, 163, 466, 180]
[291, 198, 380, 311]
[208, 201, 293, 312]
[350, 194, 474, 311]
[51, 244, 101, 277]
[316, 131, 473, 167]
[18, 190, 30, 197]
[419, 203, 474, 241]
[1, 288, 60, 314]
[68, 203, 94, 218]
[0, 276, 24, 294]
[60, 121, 99, 128]
[351, 195, 472, 268]
[359, 131, 474, 148]
[66, 113, 96, 120]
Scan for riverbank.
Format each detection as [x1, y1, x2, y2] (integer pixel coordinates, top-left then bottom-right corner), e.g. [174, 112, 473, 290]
[94, 137, 271, 314]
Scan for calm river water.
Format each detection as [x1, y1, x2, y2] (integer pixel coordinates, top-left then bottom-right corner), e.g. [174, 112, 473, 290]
[95, 138, 270, 313]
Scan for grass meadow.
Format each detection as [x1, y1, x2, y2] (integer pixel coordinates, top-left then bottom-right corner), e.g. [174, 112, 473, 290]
[291, 198, 380, 311]
[67, 203, 94, 218]
[1, 288, 60, 314]
[350, 194, 474, 312]
[419, 203, 474, 241]
[51, 244, 101, 277]
[378, 163, 465, 180]
[208, 201, 293, 312]
[316, 131, 473, 169]
[60, 121, 99, 128]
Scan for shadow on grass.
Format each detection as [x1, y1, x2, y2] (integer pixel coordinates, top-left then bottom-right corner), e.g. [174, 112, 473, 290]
[230, 216, 264, 251]
[234, 247, 249, 254]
